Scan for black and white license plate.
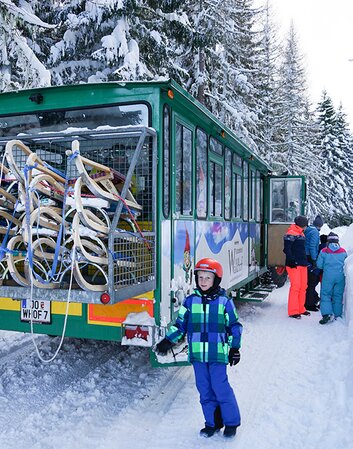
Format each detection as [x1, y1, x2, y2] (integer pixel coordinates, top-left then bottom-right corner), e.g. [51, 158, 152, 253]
[21, 299, 51, 323]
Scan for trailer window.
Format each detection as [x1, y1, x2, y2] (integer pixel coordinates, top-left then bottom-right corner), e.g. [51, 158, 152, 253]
[256, 171, 262, 221]
[250, 169, 256, 220]
[224, 148, 232, 220]
[175, 122, 192, 215]
[163, 105, 171, 218]
[210, 137, 223, 155]
[233, 155, 242, 219]
[260, 177, 264, 221]
[243, 162, 249, 221]
[0, 103, 149, 137]
[196, 128, 207, 218]
[210, 161, 222, 217]
[270, 178, 302, 223]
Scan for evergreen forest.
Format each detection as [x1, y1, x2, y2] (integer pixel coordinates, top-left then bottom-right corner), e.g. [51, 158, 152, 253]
[0, 0, 352, 225]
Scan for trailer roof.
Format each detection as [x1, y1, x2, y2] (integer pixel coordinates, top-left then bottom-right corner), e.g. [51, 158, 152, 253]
[0, 80, 269, 172]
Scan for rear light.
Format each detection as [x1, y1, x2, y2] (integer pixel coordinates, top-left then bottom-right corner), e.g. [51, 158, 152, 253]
[276, 266, 286, 275]
[124, 325, 149, 341]
[100, 293, 110, 304]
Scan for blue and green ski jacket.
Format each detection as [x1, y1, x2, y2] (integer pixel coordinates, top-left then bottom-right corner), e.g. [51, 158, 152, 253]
[166, 288, 243, 364]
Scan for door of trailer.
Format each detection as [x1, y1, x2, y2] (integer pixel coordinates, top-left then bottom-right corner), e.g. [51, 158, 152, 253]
[248, 166, 260, 275]
[153, 110, 195, 367]
[267, 176, 306, 283]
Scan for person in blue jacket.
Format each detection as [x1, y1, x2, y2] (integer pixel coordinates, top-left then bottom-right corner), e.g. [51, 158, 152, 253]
[316, 232, 347, 324]
[156, 258, 242, 439]
[304, 215, 324, 311]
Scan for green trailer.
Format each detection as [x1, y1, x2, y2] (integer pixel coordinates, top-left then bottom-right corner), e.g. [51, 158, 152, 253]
[0, 80, 305, 365]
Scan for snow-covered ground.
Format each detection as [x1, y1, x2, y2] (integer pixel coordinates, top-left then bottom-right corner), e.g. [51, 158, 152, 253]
[1, 225, 353, 449]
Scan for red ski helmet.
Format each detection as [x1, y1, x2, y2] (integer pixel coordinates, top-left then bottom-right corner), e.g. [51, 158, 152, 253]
[194, 258, 223, 278]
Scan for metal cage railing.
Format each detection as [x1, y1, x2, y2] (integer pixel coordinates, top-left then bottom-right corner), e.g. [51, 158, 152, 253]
[0, 126, 157, 304]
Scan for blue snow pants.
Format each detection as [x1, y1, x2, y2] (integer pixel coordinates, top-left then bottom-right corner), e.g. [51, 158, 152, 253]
[192, 361, 241, 428]
[320, 274, 345, 317]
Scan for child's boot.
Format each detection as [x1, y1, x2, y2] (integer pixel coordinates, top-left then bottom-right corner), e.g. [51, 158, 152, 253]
[319, 314, 334, 325]
[223, 425, 238, 438]
[200, 426, 218, 438]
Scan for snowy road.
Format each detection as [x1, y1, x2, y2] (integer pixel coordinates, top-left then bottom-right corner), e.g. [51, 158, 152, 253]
[1, 283, 352, 449]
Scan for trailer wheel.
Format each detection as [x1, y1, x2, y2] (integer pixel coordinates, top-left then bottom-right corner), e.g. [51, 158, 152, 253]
[269, 266, 287, 288]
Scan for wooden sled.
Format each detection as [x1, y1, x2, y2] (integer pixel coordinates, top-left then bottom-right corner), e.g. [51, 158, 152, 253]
[0, 209, 22, 235]
[22, 206, 65, 243]
[70, 140, 142, 211]
[5, 140, 66, 185]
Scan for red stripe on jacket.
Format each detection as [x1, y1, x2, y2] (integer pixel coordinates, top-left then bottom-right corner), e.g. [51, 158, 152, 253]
[321, 247, 346, 254]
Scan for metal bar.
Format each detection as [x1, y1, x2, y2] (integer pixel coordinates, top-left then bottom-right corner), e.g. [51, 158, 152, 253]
[109, 129, 148, 231]
[0, 286, 102, 303]
[0, 126, 157, 145]
[108, 128, 156, 300]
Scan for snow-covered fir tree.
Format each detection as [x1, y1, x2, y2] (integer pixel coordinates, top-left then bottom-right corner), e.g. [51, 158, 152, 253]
[0, 0, 54, 90]
[252, 0, 282, 162]
[269, 23, 330, 222]
[315, 93, 353, 224]
[173, 0, 218, 103]
[275, 23, 311, 173]
[41, 0, 150, 84]
[206, 0, 261, 147]
[313, 90, 340, 221]
[334, 104, 353, 222]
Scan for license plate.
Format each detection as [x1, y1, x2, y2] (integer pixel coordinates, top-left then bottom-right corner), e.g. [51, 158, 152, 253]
[21, 299, 51, 324]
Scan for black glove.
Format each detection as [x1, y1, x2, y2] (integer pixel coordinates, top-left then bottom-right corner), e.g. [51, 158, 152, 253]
[313, 267, 322, 277]
[156, 337, 174, 355]
[308, 263, 318, 273]
[287, 260, 297, 268]
[229, 348, 241, 366]
[309, 259, 317, 269]
[307, 256, 315, 266]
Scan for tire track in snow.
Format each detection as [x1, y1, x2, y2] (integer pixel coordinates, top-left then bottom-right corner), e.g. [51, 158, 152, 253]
[89, 365, 194, 449]
[0, 337, 39, 370]
[0, 335, 187, 449]
[0, 337, 131, 449]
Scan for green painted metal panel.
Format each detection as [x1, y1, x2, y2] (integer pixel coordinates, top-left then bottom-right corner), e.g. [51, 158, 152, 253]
[0, 309, 122, 341]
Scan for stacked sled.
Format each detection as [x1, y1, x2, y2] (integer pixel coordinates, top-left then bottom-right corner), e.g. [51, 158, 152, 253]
[0, 139, 144, 293]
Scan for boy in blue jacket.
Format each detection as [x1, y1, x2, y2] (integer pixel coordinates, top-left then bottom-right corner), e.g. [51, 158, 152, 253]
[316, 232, 347, 324]
[156, 258, 242, 439]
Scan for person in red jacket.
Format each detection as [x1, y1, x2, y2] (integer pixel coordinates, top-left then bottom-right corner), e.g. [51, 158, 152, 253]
[283, 215, 309, 319]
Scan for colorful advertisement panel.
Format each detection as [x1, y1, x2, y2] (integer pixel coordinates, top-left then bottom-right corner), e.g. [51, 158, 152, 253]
[195, 221, 257, 289]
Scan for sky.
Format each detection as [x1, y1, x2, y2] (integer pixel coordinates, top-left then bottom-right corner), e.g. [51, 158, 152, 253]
[1, 225, 353, 449]
[269, 0, 353, 129]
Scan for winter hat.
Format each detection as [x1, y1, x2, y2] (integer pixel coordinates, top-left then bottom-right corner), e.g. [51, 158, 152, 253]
[313, 215, 324, 228]
[294, 215, 308, 228]
[327, 232, 339, 243]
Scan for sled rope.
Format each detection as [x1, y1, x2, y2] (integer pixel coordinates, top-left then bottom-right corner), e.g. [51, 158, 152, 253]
[28, 242, 76, 364]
